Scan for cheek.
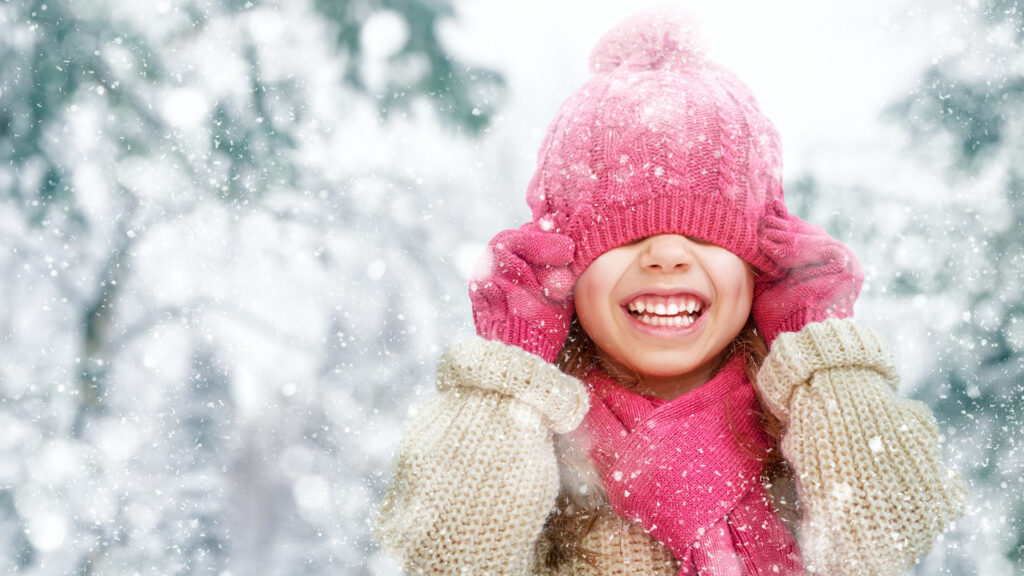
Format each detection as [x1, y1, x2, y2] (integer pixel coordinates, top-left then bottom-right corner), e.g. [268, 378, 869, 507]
[573, 258, 624, 339]
[729, 263, 754, 304]
[735, 280, 754, 319]
[710, 255, 755, 317]
[573, 271, 607, 330]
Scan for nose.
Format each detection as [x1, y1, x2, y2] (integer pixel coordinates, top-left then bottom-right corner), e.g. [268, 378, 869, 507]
[639, 234, 694, 272]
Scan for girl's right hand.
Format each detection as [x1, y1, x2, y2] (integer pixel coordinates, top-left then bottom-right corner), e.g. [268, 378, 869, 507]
[374, 338, 589, 575]
[469, 222, 576, 363]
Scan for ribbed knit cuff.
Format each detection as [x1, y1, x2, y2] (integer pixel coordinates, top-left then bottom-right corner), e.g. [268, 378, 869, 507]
[762, 302, 859, 347]
[757, 318, 897, 425]
[477, 317, 565, 365]
[438, 337, 589, 434]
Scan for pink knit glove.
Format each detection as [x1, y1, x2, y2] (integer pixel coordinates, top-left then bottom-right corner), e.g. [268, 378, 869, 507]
[754, 202, 863, 346]
[469, 223, 575, 363]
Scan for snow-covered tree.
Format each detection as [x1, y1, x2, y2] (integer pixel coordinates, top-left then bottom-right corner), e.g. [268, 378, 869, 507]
[786, 1, 1024, 572]
[0, 0, 502, 573]
[888, 2, 1024, 572]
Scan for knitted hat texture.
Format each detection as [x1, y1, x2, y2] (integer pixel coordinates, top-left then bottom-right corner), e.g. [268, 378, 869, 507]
[527, 8, 821, 283]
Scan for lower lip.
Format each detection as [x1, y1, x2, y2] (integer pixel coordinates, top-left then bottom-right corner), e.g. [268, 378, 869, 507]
[622, 307, 707, 338]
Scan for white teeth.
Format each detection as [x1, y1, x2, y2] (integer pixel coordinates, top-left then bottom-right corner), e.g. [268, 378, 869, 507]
[637, 313, 695, 327]
[628, 298, 703, 315]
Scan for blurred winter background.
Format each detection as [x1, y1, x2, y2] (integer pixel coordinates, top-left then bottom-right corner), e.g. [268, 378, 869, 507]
[0, 0, 1020, 573]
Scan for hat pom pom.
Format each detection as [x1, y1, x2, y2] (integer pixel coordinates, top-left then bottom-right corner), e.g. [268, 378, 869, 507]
[589, 7, 708, 73]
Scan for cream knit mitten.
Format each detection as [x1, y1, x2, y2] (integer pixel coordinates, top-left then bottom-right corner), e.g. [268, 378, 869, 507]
[757, 318, 966, 575]
[375, 337, 589, 575]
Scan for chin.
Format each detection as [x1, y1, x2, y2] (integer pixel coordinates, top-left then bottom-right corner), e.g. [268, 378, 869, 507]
[637, 365, 698, 378]
[631, 355, 706, 378]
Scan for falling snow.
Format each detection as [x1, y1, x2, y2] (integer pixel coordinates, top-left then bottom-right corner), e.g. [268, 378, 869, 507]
[0, 0, 1021, 575]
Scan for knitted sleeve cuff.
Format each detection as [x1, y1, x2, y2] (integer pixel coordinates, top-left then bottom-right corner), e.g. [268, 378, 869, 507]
[475, 316, 566, 365]
[438, 337, 589, 434]
[766, 304, 857, 345]
[757, 318, 898, 425]
[776, 337, 967, 574]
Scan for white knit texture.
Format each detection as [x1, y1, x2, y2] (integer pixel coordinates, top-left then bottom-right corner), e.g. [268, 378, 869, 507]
[375, 337, 588, 575]
[437, 338, 590, 434]
[376, 323, 965, 575]
[758, 319, 967, 575]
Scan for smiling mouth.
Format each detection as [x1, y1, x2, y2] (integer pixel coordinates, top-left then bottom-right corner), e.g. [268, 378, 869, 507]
[625, 295, 705, 328]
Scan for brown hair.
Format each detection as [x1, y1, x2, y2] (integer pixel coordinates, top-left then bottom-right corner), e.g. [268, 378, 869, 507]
[541, 315, 793, 569]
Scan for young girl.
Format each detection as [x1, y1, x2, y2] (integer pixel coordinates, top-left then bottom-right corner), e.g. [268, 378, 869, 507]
[376, 9, 965, 575]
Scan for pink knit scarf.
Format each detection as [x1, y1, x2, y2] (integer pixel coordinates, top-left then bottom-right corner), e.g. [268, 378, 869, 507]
[580, 355, 805, 575]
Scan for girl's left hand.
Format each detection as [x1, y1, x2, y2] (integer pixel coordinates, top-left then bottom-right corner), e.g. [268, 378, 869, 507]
[753, 201, 862, 346]
[757, 318, 967, 574]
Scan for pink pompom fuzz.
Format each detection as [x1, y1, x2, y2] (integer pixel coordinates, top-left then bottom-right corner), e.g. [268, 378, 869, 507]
[589, 7, 708, 73]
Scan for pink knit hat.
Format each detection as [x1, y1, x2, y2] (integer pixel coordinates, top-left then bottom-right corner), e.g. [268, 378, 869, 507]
[524, 9, 861, 342]
[527, 9, 853, 278]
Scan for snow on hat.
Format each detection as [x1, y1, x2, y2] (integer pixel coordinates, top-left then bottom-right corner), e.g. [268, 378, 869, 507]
[526, 8, 843, 284]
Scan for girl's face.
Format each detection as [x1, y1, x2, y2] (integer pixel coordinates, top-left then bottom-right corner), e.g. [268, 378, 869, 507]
[574, 234, 754, 399]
